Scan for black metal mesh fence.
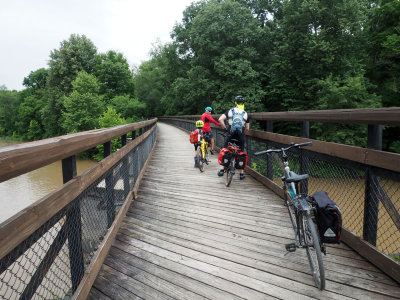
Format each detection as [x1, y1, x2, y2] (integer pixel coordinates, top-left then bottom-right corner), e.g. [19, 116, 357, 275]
[0, 127, 157, 300]
[163, 119, 400, 258]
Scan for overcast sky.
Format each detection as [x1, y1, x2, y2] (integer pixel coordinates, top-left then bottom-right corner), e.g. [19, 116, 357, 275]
[0, 0, 194, 91]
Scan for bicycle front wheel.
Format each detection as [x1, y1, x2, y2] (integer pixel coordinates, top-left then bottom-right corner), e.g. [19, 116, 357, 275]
[302, 213, 325, 290]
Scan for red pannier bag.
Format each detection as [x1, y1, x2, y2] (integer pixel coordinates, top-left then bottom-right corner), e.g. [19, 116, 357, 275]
[235, 152, 248, 169]
[189, 130, 199, 144]
[218, 148, 232, 167]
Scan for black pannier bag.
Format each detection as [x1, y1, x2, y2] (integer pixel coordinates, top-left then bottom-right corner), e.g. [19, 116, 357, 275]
[235, 152, 248, 169]
[312, 191, 342, 244]
[218, 148, 232, 167]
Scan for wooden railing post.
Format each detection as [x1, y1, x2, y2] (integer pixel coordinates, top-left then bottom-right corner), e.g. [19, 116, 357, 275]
[121, 134, 127, 147]
[363, 124, 382, 245]
[103, 141, 115, 227]
[265, 121, 274, 180]
[132, 130, 136, 140]
[300, 121, 310, 194]
[62, 155, 84, 292]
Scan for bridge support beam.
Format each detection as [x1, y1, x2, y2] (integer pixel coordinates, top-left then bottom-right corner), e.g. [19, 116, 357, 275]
[62, 155, 84, 292]
[103, 142, 115, 228]
[300, 121, 310, 194]
[264, 121, 274, 180]
[363, 124, 382, 246]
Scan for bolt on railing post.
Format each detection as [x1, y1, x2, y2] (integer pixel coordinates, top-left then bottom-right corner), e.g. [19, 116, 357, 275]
[300, 121, 310, 194]
[264, 121, 274, 180]
[62, 155, 84, 292]
[103, 141, 115, 227]
[363, 124, 382, 246]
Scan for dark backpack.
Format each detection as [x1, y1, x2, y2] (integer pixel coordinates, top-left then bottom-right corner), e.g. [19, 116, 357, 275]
[231, 108, 245, 134]
[312, 191, 342, 244]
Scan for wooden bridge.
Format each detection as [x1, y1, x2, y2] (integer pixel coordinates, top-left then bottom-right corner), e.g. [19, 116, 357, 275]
[1, 108, 400, 300]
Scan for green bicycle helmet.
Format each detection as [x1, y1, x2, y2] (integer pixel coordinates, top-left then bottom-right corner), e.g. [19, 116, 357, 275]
[195, 120, 204, 128]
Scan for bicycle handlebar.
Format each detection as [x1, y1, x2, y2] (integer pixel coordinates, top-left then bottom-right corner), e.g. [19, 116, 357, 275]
[254, 141, 312, 156]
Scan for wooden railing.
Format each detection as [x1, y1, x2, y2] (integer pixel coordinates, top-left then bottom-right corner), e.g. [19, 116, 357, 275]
[0, 119, 157, 300]
[160, 107, 400, 283]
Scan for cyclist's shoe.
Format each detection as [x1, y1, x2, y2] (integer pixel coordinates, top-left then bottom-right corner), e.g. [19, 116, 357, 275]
[218, 169, 224, 177]
[240, 173, 245, 180]
[210, 149, 214, 155]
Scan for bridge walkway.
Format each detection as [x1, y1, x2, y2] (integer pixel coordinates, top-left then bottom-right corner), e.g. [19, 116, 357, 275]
[88, 122, 400, 300]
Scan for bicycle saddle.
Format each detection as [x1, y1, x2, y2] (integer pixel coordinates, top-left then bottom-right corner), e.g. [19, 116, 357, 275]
[285, 172, 309, 183]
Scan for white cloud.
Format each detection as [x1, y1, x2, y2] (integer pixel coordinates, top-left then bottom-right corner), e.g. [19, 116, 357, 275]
[0, 0, 193, 91]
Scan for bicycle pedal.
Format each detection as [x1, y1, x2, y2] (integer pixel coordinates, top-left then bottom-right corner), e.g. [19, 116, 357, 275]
[285, 243, 296, 252]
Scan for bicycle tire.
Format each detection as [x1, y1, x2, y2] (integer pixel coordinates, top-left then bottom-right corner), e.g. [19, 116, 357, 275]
[225, 160, 234, 187]
[302, 213, 325, 290]
[197, 148, 204, 172]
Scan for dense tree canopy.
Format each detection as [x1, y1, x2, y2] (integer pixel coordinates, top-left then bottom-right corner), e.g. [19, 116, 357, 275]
[1, 0, 399, 152]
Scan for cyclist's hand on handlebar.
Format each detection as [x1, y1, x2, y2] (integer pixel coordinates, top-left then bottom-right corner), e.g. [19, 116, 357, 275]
[224, 127, 228, 133]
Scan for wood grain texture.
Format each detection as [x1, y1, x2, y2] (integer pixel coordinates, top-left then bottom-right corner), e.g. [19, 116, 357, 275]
[87, 122, 400, 300]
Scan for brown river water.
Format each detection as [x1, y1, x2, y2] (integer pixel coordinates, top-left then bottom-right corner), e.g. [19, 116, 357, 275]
[0, 139, 96, 224]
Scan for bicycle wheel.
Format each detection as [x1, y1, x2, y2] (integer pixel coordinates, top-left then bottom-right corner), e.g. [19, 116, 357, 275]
[225, 160, 234, 187]
[197, 148, 204, 172]
[302, 213, 325, 290]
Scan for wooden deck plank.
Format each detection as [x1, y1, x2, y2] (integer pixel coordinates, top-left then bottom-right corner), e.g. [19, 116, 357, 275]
[88, 122, 400, 300]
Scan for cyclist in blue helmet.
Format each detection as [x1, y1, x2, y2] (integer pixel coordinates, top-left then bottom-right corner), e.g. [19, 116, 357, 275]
[200, 106, 220, 154]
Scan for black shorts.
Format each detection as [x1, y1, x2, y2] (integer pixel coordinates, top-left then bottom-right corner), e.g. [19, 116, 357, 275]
[224, 132, 244, 151]
[194, 142, 200, 150]
[203, 131, 213, 141]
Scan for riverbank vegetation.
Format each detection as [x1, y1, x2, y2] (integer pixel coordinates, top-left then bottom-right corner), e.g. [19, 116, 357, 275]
[0, 0, 399, 152]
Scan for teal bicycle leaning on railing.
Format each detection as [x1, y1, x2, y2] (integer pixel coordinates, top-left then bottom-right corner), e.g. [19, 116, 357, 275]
[255, 142, 326, 290]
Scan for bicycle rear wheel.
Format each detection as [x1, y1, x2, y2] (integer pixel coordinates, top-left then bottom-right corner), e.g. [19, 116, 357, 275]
[225, 160, 234, 187]
[197, 148, 204, 172]
[302, 213, 325, 290]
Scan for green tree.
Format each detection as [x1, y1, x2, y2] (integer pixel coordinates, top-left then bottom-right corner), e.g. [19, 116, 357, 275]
[15, 95, 44, 140]
[0, 89, 20, 136]
[62, 71, 104, 133]
[110, 95, 146, 122]
[95, 51, 135, 101]
[43, 34, 98, 136]
[94, 107, 126, 161]
[165, 0, 266, 114]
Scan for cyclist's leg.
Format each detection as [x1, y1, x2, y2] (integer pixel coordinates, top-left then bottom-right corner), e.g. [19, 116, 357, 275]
[219, 133, 232, 176]
[237, 133, 246, 179]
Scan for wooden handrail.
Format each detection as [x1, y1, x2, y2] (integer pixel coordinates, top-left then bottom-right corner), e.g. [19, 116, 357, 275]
[0, 119, 157, 182]
[159, 107, 400, 125]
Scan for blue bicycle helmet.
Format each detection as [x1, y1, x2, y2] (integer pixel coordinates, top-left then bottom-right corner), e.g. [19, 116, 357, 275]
[205, 106, 212, 112]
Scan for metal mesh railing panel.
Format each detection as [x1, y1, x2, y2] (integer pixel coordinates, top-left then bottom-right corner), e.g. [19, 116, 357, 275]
[0, 126, 157, 299]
